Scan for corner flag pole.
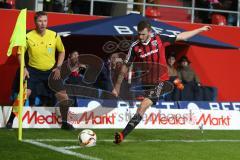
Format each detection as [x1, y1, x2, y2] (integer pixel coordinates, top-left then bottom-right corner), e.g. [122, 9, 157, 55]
[7, 9, 27, 141]
[18, 45, 25, 141]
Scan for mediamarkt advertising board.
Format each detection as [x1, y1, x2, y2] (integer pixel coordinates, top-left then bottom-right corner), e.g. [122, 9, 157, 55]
[1, 105, 240, 130]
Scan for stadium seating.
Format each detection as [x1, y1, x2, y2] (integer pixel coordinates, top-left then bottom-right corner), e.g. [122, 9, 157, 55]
[152, 0, 190, 22]
[211, 13, 227, 25]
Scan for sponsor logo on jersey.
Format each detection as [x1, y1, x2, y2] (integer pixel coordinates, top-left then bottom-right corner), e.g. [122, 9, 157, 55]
[151, 40, 158, 46]
[140, 49, 159, 58]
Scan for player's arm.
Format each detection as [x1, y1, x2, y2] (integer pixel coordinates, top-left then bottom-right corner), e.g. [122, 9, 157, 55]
[56, 51, 65, 68]
[112, 64, 129, 97]
[176, 26, 211, 41]
[52, 35, 65, 80]
[112, 46, 135, 97]
[55, 35, 65, 67]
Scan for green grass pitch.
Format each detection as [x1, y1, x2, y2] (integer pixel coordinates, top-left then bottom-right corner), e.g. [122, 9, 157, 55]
[1, 129, 240, 160]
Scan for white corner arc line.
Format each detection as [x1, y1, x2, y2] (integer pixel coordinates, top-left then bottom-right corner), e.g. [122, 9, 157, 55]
[34, 139, 77, 142]
[23, 139, 102, 160]
[59, 146, 83, 150]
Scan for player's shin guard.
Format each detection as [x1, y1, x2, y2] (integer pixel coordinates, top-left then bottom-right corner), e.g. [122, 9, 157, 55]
[122, 112, 142, 138]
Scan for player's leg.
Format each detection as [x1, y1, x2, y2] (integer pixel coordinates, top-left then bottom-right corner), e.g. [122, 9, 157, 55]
[114, 81, 173, 143]
[114, 97, 153, 144]
[6, 89, 32, 129]
[121, 98, 153, 137]
[55, 90, 74, 130]
[6, 72, 33, 129]
[48, 72, 74, 130]
[6, 111, 16, 129]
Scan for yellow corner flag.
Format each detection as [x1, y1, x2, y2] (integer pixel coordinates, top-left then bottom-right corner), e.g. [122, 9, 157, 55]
[7, 9, 27, 141]
[7, 9, 27, 56]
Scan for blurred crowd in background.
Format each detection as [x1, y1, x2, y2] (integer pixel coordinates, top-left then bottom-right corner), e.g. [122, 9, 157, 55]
[1, 0, 239, 26]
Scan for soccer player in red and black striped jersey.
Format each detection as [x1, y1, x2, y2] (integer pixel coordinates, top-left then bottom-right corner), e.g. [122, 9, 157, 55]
[113, 20, 211, 144]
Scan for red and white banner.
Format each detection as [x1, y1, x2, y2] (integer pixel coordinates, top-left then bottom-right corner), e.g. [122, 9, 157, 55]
[1, 106, 240, 130]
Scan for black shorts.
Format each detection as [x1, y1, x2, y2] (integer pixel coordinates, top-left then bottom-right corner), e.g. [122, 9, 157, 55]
[27, 66, 52, 91]
[131, 81, 174, 105]
[27, 66, 64, 94]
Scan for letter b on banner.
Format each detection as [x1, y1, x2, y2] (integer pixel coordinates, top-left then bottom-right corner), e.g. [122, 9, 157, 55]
[114, 26, 133, 35]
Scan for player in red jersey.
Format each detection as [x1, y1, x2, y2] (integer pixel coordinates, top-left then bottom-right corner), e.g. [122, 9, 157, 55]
[113, 20, 211, 144]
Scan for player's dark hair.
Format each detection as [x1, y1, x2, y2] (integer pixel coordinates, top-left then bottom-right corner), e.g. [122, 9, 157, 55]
[34, 11, 47, 22]
[137, 20, 151, 31]
[68, 50, 79, 58]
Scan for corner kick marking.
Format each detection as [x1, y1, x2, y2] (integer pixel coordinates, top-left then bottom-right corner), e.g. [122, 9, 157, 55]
[23, 138, 240, 160]
[23, 139, 101, 160]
